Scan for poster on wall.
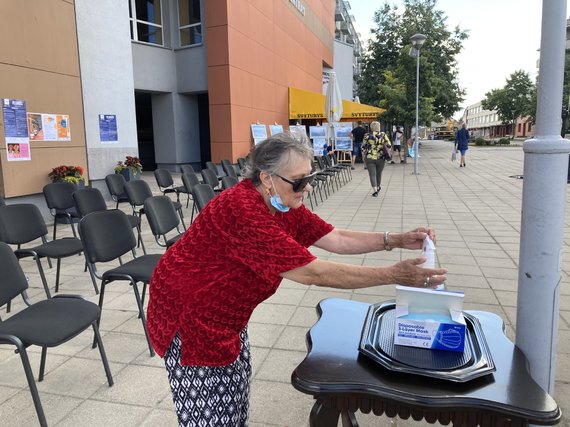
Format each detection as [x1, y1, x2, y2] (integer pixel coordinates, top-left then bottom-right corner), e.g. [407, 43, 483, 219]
[99, 114, 119, 143]
[269, 124, 284, 136]
[2, 98, 31, 161]
[251, 124, 268, 145]
[27, 112, 71, 141]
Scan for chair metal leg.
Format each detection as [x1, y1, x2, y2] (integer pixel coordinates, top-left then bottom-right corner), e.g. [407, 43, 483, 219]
[52, 220, 58, 241]
[18, 345, 48, 427]
[136, 225, 147, 255]
[190, 202, 197, 223]
[55, 258, 62, 293]
[91, 322, 114, 386]
[178, 209, 187, 231]
[92, 280, 107, 349]
[86, 261, 100, 294]
[34, 256, 52, 299]
[38, 347, 47, 382]
[131, 280, 155, 357]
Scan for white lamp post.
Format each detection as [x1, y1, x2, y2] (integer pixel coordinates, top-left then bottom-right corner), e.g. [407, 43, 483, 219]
[409, 33, 427, 175]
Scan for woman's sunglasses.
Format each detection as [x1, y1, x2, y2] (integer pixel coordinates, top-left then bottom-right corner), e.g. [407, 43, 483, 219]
[274, 172, 318, 192]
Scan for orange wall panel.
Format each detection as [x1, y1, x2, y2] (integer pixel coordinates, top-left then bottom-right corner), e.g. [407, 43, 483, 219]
[205, 26, 230, 67]
[208, 66, 231, 105]
[206, 0, 333, 159]
[228, 67, 253, 108]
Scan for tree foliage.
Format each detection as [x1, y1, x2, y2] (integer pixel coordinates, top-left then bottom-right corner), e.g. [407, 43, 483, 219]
[481, 70, 534, 138]
[356, 0, 467, 134]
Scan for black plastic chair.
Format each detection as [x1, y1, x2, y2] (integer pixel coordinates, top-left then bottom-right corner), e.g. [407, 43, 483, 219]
[105, 173, 130, 209]
[72, 187, 146, 255]
[181, 172, 201, 223]
[144, 195, 184, 248]
[78, 209, 162, 356]
[42, 182, 81, 239]
[221, 160, 238, 179]
[124, 179, 187, 230]
[192, 184, 216, 212]
[201, 169, 222, 193]
[221, 176, 239, 190]
[154, 168, 190, 208]
[0, 242, 113, 427]
[0, 203, 87, 298]
[206, 161, 223, 179]
[180, 164, 202, 182]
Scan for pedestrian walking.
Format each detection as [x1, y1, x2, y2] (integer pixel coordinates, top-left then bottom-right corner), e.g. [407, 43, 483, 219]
[350, 121, 366, 170]
[362, 121, 391, 197]
[391, 126, 404, 163]
[455, 123, 469, 167]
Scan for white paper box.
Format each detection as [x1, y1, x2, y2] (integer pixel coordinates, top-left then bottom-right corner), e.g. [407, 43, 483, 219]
[394, 286, 466, 352]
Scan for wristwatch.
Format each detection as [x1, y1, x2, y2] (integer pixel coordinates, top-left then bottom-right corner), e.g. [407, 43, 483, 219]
[383, 231, 392, 251]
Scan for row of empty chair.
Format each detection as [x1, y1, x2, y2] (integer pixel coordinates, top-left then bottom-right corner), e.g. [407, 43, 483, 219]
[0, 160, 244, 426]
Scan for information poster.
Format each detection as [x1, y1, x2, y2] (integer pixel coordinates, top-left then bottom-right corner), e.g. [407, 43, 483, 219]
[27, 112, 71, 141]
[99, 114, 119, 143]
[289, 125, 308, 141]
[313, 137, 327, 156]
[309, 126, 326, 139]
[334, 124, 352, 151]
[269, 124, 284, 136]
[2, 98, 31, 161]
[251, 124, 268, 145]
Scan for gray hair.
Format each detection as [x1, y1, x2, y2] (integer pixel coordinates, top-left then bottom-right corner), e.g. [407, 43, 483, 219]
[244, 132, 313, 185]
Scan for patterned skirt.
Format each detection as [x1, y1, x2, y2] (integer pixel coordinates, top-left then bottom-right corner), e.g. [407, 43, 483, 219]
[164, 328, 252, 426]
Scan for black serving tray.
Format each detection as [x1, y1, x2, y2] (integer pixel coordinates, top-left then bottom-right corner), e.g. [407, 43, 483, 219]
[359, 301, 496, 382]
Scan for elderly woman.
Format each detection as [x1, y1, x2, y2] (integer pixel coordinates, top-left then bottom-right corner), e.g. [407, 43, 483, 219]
[147, 132, 447, 426]
[362, 121, 392, 197]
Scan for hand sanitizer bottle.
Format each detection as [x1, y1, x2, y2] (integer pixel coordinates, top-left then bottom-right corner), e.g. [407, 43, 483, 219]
[420, 236, 445, 290]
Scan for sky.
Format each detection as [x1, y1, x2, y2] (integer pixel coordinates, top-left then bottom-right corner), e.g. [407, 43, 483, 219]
[348, 0, 561, 117]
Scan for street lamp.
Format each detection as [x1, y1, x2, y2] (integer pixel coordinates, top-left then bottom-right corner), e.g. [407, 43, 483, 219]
[409, 33, 427, 175]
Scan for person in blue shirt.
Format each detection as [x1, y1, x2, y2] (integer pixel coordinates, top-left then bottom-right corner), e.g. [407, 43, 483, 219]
[455, 124, 469, 167]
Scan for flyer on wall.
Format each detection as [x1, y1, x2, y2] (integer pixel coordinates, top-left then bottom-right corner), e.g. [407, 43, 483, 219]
[27, 112, 71, 141]
[99, 114, 119, 143]
[2, 98, 31, 161]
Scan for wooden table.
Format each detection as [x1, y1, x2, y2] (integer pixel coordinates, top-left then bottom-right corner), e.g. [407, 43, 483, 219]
[291, 298, 560, 427]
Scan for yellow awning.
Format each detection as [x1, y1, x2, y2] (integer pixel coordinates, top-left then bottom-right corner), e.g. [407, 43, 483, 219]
[288, 87, 384, 121]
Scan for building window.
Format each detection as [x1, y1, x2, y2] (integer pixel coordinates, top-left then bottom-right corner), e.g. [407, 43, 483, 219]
[528, 122, 532, 132]
[129, 0, 163, 45]
[178, 0, 202, 46]
[518, 123, 522, 132]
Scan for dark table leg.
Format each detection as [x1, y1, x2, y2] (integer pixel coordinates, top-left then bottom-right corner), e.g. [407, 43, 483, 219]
[309, 399, 340, 427]
[341, 411, 359, 427]
[309, 399, 359, 427]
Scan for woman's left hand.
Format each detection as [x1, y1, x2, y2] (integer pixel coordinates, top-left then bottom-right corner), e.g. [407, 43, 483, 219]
[396, 227, 436, 250]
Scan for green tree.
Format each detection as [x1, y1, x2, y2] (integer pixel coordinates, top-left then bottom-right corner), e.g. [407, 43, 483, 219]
[356, 0, 467, 134]
[481, 70, 534, 139]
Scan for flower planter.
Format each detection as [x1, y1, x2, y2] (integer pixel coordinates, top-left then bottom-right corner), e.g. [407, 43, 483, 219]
[118, 168, 141, 181]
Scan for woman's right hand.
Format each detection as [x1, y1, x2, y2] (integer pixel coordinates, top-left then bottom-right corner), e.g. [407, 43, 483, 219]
[390, 258, 447, 289]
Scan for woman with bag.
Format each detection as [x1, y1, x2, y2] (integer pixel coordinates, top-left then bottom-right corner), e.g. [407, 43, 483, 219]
[362, 121, 391, 197]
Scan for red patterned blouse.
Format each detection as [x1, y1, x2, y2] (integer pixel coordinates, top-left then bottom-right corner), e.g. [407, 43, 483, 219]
[146, 179, 334, 366]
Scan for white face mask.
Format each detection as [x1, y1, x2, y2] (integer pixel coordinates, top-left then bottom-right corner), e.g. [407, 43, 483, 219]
[269, 176, 289, 213]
